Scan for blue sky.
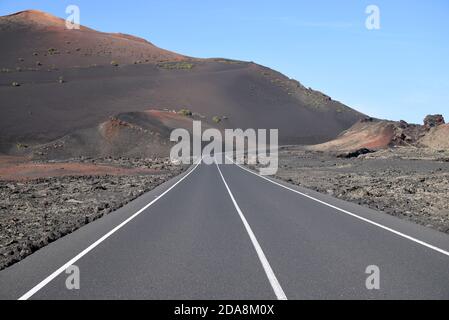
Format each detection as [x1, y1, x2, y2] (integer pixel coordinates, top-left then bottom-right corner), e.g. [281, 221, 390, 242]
[1, 0, 448, 124]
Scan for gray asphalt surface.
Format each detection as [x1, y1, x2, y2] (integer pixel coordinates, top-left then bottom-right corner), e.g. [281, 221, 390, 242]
[1, 160, 449, 300]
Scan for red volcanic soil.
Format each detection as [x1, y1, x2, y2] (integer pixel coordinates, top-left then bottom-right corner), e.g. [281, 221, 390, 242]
[1, 10, 66, 29]
[0, 155, 157, 181]
[310, 120, 396, 151]
[309, 116, 448, 152]
[310, 119, 426, 151]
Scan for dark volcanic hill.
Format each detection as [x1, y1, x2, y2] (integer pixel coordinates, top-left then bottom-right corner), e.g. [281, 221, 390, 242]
[0, 10, 366, 157]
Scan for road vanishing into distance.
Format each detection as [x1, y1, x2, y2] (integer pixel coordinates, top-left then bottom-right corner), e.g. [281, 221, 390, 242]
[1, 157, 449, 300]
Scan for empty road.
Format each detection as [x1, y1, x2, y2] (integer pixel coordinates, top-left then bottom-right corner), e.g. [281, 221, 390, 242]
[1, 158, 449, 300]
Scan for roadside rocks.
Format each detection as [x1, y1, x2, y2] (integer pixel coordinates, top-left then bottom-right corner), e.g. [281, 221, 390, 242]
[0, 158, 185, 270]
[337, 148, 374, 159]
[271, 147, 449, 234]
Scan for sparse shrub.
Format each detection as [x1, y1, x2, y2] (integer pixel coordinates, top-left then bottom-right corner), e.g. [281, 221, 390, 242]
[36, 61, 42, 66]
[16, 143, 28, 149]
[58, 76, 65, 84]
[12, 82, 20, 87]
[18, 58, 24, 62]
[32, 52, 38, 56]
[48, 48, 59, 55]
[111, 61, 119, 67]
[178, 108, 193, 117]
[16, 67, 22, 72]
[212, 116, 222, 124]
[213, 58, 243, 65]
[158, 61, 194, 70]
[1, 68, 11, 73]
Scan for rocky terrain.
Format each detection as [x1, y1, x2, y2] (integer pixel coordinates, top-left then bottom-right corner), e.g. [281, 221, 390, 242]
[266, 114, 449, 233]
[310, 114, 447, 153]
[0, 157, 186, 270]
[266, 146, 449, 234]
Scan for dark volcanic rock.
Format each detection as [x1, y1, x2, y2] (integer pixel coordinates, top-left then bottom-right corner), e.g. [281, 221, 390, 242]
[257, 146, 449, 234]
[337, 148, 374, 159]
[0, 158, 186, 271]
[424, 114, 445, 129]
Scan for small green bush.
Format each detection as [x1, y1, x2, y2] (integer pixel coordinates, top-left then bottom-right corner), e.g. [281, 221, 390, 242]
[111, 61, 119, 67]
[158, 62, 194, 70]
[16, 143, 28, 149]
[178, 108, 193, 117]
[212, 116, 222, 124]
[48, 48, 59, 55]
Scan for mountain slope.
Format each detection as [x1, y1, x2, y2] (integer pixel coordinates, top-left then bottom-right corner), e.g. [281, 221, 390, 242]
[0, 10, 366, 157]
[0, 10, 186, 69]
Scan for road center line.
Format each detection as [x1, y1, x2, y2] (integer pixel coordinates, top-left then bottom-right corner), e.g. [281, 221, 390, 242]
[226, 156, 449, 258]
[215, 160, 288, 300]
[18, 158, 203, 300]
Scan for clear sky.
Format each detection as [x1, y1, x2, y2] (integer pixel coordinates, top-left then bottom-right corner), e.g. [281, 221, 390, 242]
[1, 0, 448, 124]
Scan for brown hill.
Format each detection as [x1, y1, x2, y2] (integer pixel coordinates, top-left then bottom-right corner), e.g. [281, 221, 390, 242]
[0, 10, 186, 69]
[0, 10, 365, 158]
[310, 115, 447, 153]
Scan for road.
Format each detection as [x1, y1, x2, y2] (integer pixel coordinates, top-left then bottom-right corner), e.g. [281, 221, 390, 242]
[1, 158, 449, 300]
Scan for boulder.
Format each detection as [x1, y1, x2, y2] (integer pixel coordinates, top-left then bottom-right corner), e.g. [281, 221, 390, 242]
[424, 115, 445, 129]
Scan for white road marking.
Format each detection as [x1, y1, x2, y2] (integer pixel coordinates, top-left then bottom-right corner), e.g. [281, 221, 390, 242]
[18, 159, 203, 300]
[227, 156, 449, 258]
[215, 160, 288, 300]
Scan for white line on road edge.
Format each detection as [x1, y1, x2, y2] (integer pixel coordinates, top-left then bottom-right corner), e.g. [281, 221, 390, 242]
[18, 159, 203, 300]
[226, 156, 449, 258]
[215, 161, 288, 300]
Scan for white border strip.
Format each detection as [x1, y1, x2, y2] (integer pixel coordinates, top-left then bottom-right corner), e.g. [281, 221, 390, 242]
[18, 159, 203, 300]
[215, 161, 288, 300]
[226, 156, 449, 258]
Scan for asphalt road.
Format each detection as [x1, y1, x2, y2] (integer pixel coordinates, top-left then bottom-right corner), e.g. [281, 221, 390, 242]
[1, 159, 449, 300]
